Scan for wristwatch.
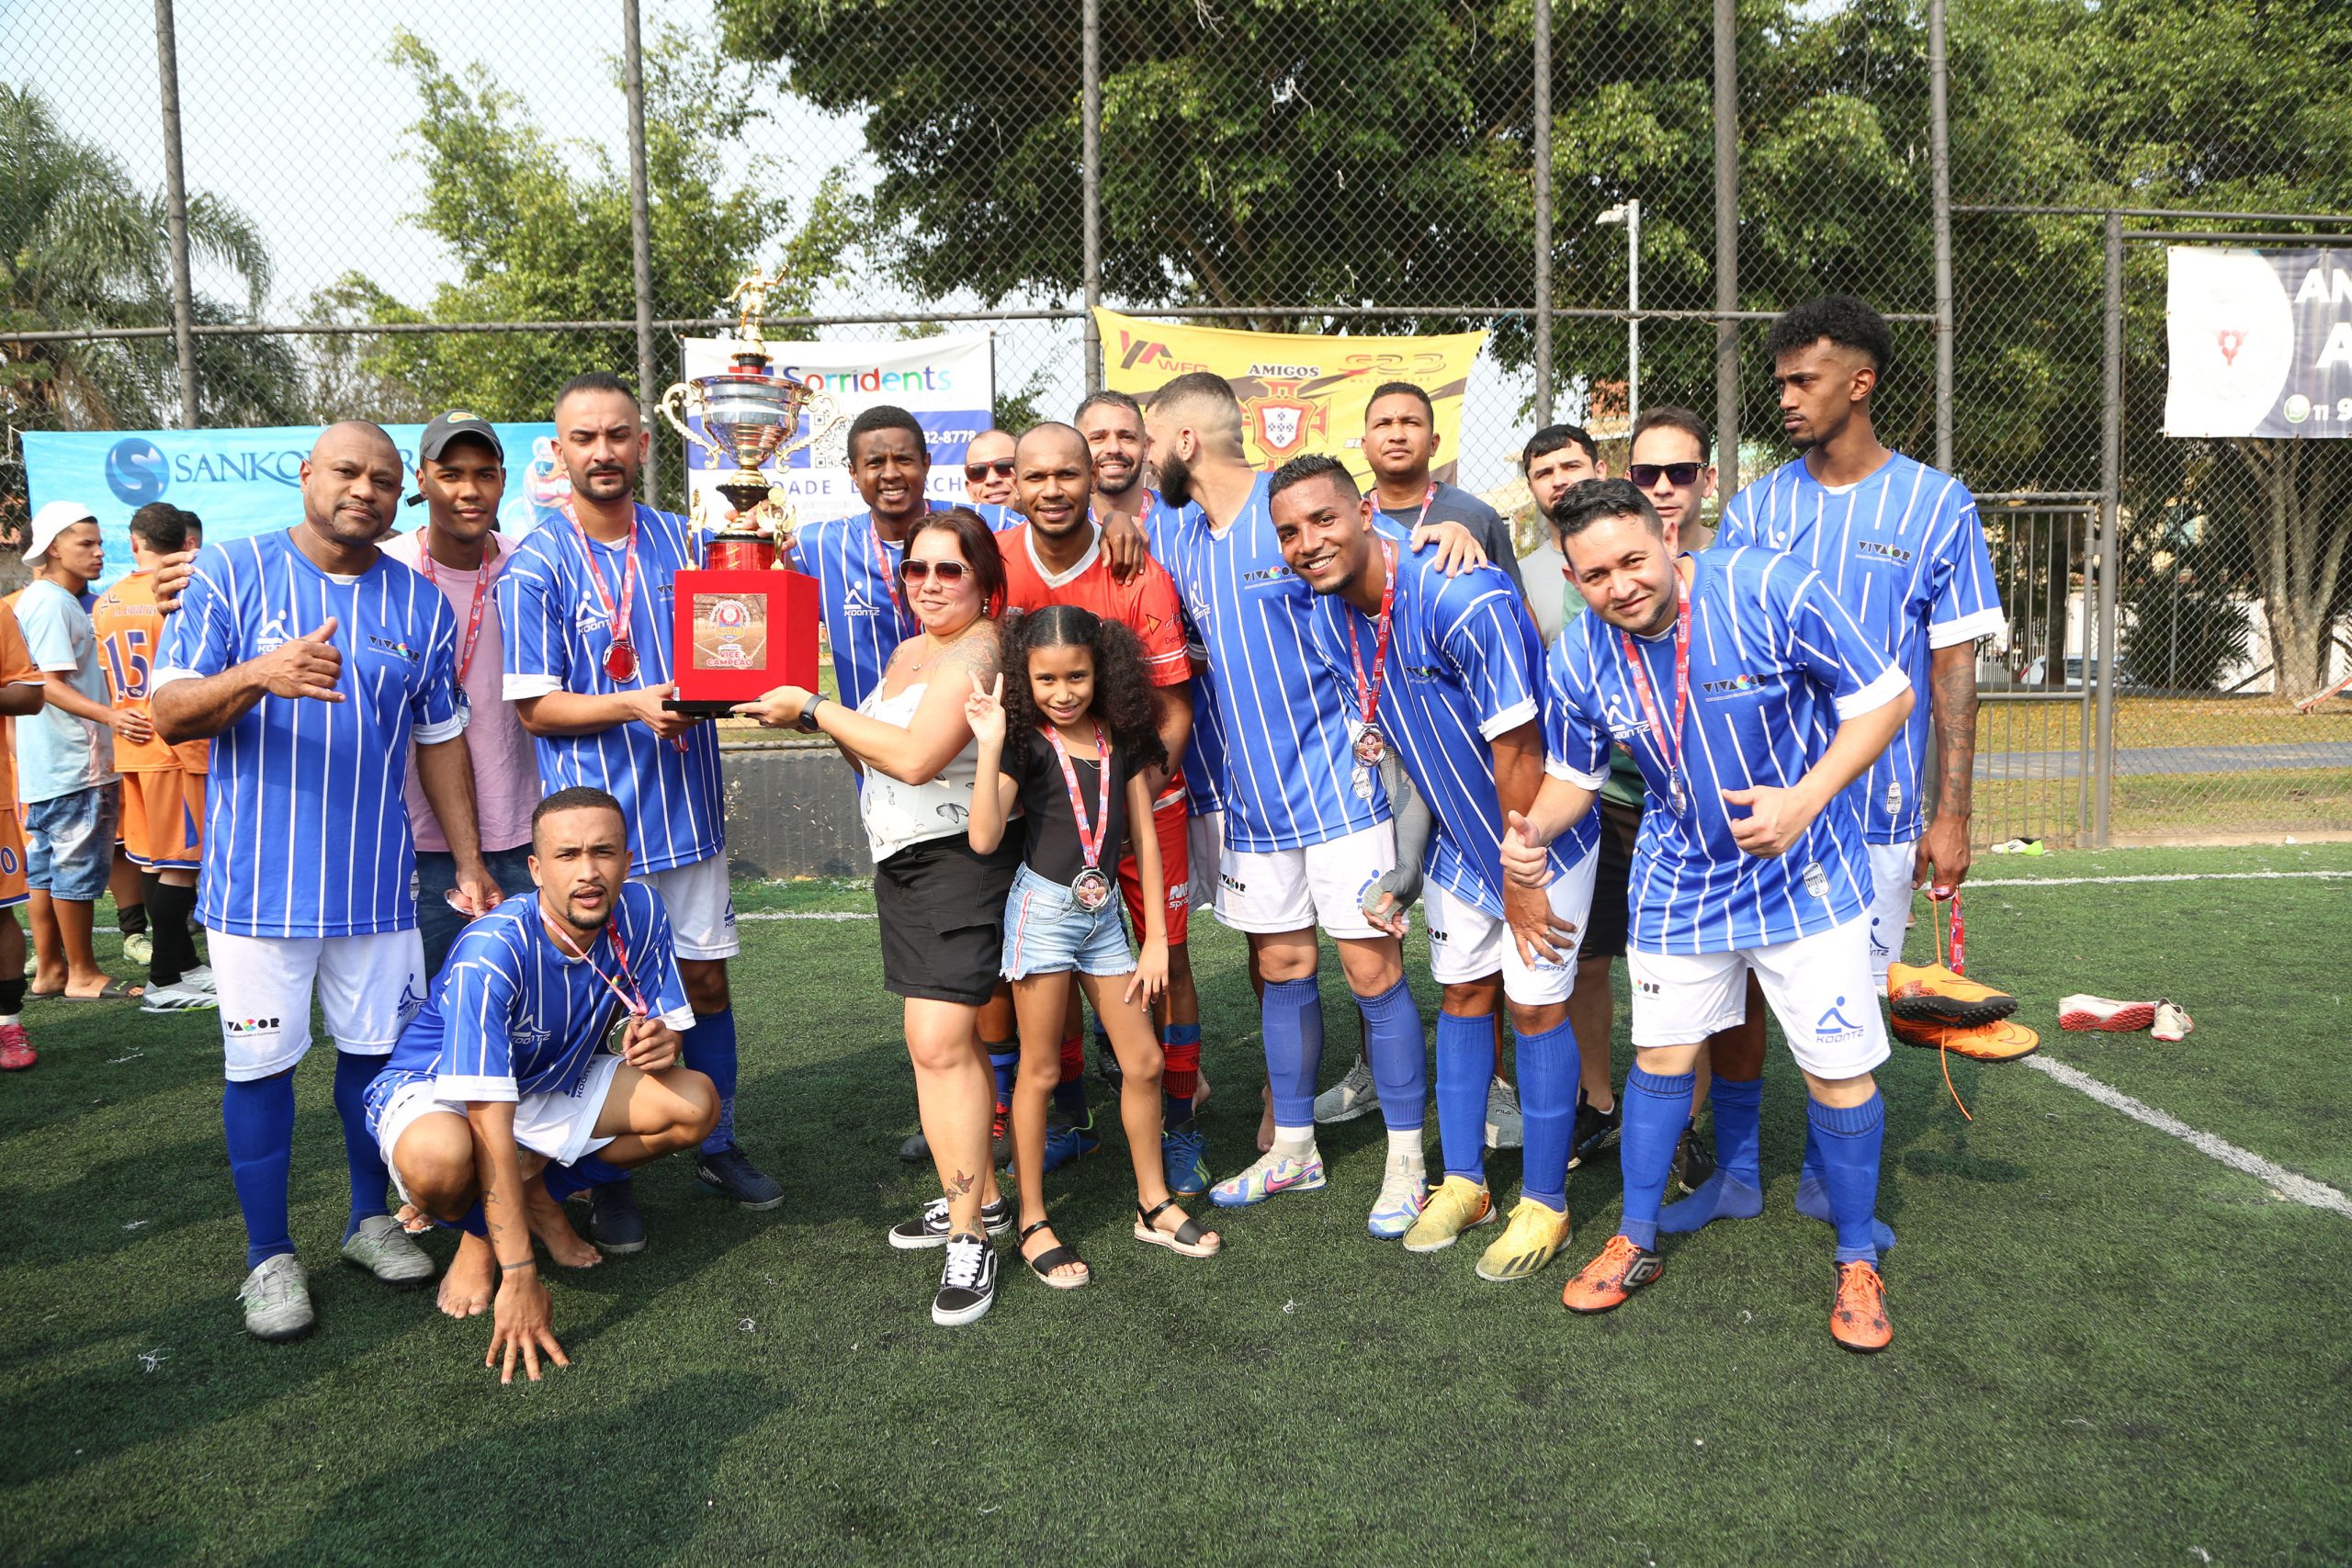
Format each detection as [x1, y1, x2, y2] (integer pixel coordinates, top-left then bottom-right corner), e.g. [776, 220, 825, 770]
[795, 694, 826, 733]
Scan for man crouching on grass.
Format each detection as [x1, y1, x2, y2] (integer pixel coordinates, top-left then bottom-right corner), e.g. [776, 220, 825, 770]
[363, 786, 718, 1382]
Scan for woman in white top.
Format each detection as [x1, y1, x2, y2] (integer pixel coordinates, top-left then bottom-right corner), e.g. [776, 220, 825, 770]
[737, 508, 1018, 1326]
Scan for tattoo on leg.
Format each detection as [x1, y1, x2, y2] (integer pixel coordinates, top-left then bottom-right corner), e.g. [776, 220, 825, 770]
[948, 1168, 976, 1197]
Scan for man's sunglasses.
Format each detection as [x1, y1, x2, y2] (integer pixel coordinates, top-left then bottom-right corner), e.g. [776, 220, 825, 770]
[1627, 461, 1704, 488]
[899, 558, 972, 583]
[964, 457, 1016, 481]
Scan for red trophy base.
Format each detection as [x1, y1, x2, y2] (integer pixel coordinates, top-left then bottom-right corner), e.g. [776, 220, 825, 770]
[663, 565, 820, 716]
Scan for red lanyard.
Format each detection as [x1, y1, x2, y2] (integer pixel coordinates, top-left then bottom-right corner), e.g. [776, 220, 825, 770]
[1351, 539, 1397, 738]
[417, 536, 500, 684]
[1396, 482, 1437, 533]
[545, 910, 648, 1019]
[1618, 574, 1692, 813]
[1039, 722, 1113, 874]
[867, 516, 906, 621]
[564, 502, 640, 670]
[1939, 887, 1967, 975]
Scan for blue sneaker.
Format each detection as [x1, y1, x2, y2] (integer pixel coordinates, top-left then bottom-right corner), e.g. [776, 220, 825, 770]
[1041, 1122, 1101, 1173]
[1210, 1148, 1327, 1208]
[1162, 1126, 1210, 1197]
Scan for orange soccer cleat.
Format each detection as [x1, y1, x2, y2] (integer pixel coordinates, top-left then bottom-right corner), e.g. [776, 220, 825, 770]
[1830, 1260, 1893, 1353]
[1560, 1234, 1664, 1314]
[1887, 961, 2018, 1030]
[1891, 1014, 2041, 1063]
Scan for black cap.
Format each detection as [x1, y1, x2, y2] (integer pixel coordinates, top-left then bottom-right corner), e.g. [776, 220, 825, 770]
[418, 410, 503, 464]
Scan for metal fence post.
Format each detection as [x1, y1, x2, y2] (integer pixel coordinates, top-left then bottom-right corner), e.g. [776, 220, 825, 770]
[1532, 0, 1553, 426]
[2092, 209, 2124, 845]
[1712, 0, 1740, 496]
[1080, 0, 1103, 395]
[622, 0, 660, 502]
[1928, 0, 1954, 473]
[152, 0, 200, 427]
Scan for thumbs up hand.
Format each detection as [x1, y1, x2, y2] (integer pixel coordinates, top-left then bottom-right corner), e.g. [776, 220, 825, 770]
[258, 615, 345, 702]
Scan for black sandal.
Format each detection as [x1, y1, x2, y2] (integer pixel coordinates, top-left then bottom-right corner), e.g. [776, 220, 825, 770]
[1133, 1198, 1221, 1258]
[1017, 1219, 1090, 1290]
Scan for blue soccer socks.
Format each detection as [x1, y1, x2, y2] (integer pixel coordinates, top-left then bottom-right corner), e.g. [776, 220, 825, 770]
[1514, 1019, 1582, 1213]
[223, 1072, 298, 1270]
[683, 1008, 740, 1156]
[1806, 1090, 1888, 1265]
[1262, 977, 1326, 1129]
[1433, 1010, 1492, 1184]
[1618, 1067, 1696, 1251]
[1359, 978, 1428, 1134]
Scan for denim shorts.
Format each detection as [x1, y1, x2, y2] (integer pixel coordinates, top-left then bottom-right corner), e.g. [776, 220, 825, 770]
[1001, 863, 1135, 980]
[25, 783, 120, 903]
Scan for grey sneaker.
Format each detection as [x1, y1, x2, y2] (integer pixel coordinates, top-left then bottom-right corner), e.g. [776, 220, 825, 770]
[1312, 1051, 1380, 1124]
[140, 981, 218, 1014]
[179, 964, 216, 993]
[238, 1254, 315, 1341]
[1484, 1076, 1523, 1150]
[340, 1214, 435, 1285]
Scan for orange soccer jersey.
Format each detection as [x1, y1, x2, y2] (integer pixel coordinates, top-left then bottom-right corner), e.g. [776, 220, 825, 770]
[91, 570, 209, 775]
[0, 597, 43, 904]
[998, 524, 1193, 690]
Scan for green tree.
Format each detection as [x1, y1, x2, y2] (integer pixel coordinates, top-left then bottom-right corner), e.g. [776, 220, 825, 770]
[0, 83, 298, 433]
[344, 27, 858, 429]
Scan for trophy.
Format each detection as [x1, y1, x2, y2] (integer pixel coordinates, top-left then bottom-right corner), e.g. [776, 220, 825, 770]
[659, 263, 845, 570]
[658, 265, 830, 714]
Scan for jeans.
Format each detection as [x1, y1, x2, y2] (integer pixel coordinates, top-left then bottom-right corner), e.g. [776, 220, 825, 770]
[415, 843, 536, 983]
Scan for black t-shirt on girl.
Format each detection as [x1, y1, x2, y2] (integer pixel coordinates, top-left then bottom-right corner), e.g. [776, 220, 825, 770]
[1001, 725, 1133, 887]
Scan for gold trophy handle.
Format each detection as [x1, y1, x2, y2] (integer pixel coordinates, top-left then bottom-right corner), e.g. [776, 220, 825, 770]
[658, 380, 721, 458]
[780, 389, 848, 465]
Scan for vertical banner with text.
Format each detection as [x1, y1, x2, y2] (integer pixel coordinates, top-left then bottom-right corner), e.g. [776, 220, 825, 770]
[1092, 308, 1487, 486]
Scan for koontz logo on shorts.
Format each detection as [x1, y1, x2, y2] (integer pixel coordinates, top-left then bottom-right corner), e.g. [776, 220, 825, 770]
[1815, 998, 1864, 1043]
[224, 1017, 283, 1036]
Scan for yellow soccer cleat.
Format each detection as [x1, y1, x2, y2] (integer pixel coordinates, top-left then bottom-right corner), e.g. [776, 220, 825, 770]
[1400, 1175, 1495, 1254]
[1474, 1197, 1572, 1282]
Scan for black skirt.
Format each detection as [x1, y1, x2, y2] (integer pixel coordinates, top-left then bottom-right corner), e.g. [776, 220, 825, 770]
[872, 831, 1023, 1006]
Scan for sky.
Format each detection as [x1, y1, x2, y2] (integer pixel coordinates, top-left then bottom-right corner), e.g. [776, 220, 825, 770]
[3, 0, 1548, 492]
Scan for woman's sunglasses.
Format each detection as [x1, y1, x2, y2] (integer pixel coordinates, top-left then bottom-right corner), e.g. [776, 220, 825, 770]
[899, 558, 972, 584]
[964, 457, 1016, 481]
[1627, 461, 1704, 488]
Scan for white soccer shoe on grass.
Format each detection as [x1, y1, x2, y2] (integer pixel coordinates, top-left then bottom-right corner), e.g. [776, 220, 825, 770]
[341, 1214, 435, 1285]
[1209, 1147, 1327, 1209]
[1367, 1159, 1429, 1240]
[239, 1254, 315, 1341]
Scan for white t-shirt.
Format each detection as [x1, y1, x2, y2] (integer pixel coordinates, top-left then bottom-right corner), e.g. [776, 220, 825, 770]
[13, 578, 116, 805]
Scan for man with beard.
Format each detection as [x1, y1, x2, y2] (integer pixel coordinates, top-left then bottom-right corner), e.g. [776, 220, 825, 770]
[500, 374, 779, 1251]
[152, 421, 499, 1340]
[368, 787, 717, 1377]
[1000, 422, 1207, 1194]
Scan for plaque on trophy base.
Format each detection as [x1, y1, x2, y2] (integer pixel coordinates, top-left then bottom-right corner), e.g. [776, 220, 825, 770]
[662, 569, 820, 716]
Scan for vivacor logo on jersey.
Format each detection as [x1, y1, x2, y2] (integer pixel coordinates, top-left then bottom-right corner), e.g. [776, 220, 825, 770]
[1701, 672, 1762, 700]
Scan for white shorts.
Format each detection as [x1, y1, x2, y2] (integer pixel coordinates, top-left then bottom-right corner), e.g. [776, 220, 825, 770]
[376, 1054, 624, 1207]
[1626, 915, 1890, 1080]
[209, 927, 427, 1082]
[1186, 808, 1224, 923]
[1426, 843, 1600, 1007]
[1864, 839, 1918, 983]
[636, 854, 740, 961]
[1214, 820, 1397, 941]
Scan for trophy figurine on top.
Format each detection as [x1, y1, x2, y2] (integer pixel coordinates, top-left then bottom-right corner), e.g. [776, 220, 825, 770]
[657, 265, 831, 714]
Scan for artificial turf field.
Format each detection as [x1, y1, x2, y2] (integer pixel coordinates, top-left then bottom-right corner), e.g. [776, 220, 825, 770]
[4, 842, 2348, 1566]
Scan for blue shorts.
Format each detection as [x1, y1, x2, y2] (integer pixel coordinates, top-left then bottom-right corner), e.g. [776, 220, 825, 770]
[1001, 864, 1135, 981]
[25, 783, 120, 903]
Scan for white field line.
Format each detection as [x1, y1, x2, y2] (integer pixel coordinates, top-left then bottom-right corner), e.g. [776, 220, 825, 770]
[2023, 1056, 2352, 1218]
[1970, 870, 2352, 889]
[738, 909, 876, 920]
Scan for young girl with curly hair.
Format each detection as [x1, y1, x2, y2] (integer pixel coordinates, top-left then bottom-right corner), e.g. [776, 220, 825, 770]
[965, 604, 1221, 1289]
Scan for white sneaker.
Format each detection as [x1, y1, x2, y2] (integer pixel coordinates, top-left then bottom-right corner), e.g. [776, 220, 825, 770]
[1484, 1076, 1523, 1150]
[1367, 1159, 1429, 1240]
[2151, 999, 2194, 1042]
[238, 1254, 315, 1341]
[123, 932, 153, 966]
[1313, 1051, 1379, 1124]
[179, 965, 216, 993]
[140, 981, 217, 1014]
[341, 1213, 435, 1285]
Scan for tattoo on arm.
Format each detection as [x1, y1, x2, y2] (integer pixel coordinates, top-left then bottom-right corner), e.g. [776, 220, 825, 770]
[1932, 646, 1978, 817]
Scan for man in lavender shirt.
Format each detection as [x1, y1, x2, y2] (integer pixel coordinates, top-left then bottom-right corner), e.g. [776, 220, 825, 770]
[383, 412, 539, 979]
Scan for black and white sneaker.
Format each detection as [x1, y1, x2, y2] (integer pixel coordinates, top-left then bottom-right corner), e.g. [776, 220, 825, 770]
[1567, 1092, 1622, 1170]
[889, 1193, 1012, 1250]
[932, 1232, 998, 1326]
[1670, 1117, 1716, 1194]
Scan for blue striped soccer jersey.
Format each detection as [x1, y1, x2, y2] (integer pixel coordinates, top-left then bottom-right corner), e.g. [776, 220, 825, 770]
[373, 882, 695, 1107]
[1713, 453, 2003, 843]
[1156, 473, 1387, 852]
[498, 505, 725, 876]
[1142, 490, 1227, 817]
[1303, 548, 1594, 919]
[153, 530, 465, 939]
[1544, 547, 1909, 954]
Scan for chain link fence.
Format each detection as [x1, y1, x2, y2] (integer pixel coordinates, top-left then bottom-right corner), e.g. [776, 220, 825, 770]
[5, 0, 2347, 846]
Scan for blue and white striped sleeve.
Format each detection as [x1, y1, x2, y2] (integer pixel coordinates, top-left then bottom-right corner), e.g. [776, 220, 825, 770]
[409, 588, 468, 744]
[1928, 496, 2006, 650]
[499, 548, 570, 702]
[152, 548, 239, 690]
[1711, 488, 1757, 551]
[1783, 565, 1908, 720]
[1542, 636, 1611, 788]
[1440, 581, 1542, 740]
[432, 948, 524, 1102]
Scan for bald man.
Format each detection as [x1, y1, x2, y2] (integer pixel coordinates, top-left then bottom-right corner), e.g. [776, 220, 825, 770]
[964, 428, 1018, 508]
[154, 420, 501, 1342]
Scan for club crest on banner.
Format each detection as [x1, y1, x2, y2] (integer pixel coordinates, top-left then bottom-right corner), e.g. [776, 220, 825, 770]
[1244, 381, 1325, 459]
